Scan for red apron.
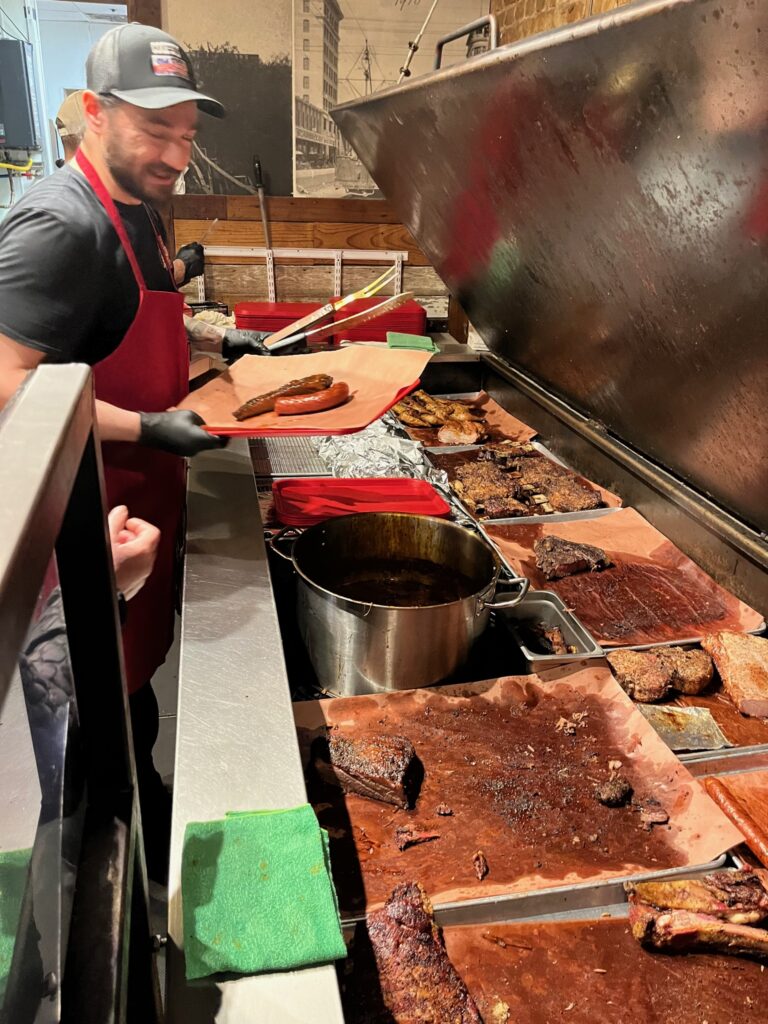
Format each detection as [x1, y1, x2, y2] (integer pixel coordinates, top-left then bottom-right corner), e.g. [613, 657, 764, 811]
[76, 149, 188, 694]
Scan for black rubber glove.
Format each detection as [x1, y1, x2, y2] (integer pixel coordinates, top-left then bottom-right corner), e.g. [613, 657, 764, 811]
[221, 328, 272, 363]
[139, 410, 228, 457]
[175, 241, 205, 284]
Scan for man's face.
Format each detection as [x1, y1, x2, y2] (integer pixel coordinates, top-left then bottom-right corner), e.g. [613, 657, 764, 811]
[102, 99, 198, 203]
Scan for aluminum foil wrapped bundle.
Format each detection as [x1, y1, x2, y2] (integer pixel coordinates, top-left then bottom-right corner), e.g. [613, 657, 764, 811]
[317, 420, 445, 485]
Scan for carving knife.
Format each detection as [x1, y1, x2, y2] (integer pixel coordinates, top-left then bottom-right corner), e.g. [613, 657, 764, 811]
[268, 291, 415, 352]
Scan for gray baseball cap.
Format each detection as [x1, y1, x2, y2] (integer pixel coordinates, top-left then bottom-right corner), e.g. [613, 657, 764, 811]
[87, 23, 225, 119]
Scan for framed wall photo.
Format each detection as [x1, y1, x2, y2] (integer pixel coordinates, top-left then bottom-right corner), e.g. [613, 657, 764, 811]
[293, 0, 488, 198]
[164, 0, 293, 196]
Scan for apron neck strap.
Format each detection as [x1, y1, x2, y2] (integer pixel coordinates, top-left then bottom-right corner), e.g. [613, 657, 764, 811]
[75, 146, 147, 290]
[142, 203, 177, 282]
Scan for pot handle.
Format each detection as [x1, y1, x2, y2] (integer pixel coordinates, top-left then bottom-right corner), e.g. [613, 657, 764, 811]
[268, 526, 302, 562]
[481, 576, 530, 610]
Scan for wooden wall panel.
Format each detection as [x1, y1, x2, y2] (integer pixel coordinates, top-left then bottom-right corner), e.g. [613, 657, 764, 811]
[173, 194, 465, 337]
[310, 222, 425, 262]
[224, 196, 401, 224]
[198, 264, 449, 317]
[175, 219, 430, 264]
[174, 194, 401, 224]
[174, 219, 314, 249]
[128, 0, 162, 26]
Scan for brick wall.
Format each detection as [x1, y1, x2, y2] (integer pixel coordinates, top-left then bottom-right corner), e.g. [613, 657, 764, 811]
[491, 0, 631, 45]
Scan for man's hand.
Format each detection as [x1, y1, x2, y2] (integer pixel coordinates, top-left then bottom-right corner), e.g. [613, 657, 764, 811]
[108, 506, 161, 601]
[139, 410, 228, 457]
[221, 328, 271, 363]
[175, 242, 205, 285]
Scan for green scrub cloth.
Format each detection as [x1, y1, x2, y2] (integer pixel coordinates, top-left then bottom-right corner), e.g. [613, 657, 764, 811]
[386, 331, 438, 352]
[181, 804, 346, 980]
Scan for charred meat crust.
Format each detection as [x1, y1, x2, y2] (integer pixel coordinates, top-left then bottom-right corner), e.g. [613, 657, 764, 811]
[628, 904, 768, 959]
[313, 731, 422, 810]
[607, 647, 714, 703]
[450, 442, 603, 518]
[365, 882, 484, 1023]
[626, 871, 768, 924]
[534, 535, 613, 581]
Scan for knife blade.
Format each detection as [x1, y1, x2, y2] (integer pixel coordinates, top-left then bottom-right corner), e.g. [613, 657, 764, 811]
[269, 292, 415, 352]
[263, 266, 399, 349]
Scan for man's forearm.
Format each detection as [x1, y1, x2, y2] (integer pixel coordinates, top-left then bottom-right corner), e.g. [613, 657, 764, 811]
[95, 400, 141, 442]
[183, 314, 224, 353]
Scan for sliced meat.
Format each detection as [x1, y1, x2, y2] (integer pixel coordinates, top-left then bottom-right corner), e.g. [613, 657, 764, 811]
[437, 419, 486, 446]
[607, 649, 674, 703]
[607, 646, 713, 703]
[514, 458, 603, 513]
[313, 732, 421, 810]
[534, 535, 613, 581]
[626, 871, 768, 924]
[477, 440, 537, 466]
[453, 461, 519, 515]
[655, 646, 714, 695]
[483, 494, 529, 519]
[365, 882, 483, 1023]
[629, 903, 768, 959]
[701, 631, 768, 718]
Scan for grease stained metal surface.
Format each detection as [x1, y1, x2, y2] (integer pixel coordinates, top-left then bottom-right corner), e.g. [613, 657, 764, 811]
[166, 441, 344, 1023]
[332, 0, 768, 532]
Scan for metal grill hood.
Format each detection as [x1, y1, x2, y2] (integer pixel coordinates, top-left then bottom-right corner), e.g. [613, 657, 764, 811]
[332, 0, 768, 532]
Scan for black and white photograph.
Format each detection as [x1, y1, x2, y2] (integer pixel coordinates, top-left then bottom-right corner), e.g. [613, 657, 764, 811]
[293, 0, 489, 197]
[167, 0, 294, 195]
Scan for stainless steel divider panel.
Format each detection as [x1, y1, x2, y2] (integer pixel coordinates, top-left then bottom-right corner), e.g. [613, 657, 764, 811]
[166, 441, 344, 1023]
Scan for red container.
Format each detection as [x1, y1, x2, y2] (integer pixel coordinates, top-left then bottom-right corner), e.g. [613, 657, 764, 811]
[271, 477, 450, 526]
[234, 301, 331, 332]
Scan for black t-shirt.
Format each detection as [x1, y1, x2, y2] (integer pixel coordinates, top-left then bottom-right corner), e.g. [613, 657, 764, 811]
[0, 165, 175, 366]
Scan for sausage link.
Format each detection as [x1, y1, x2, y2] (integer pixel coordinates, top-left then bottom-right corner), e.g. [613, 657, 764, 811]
[232, 374, 332, 420]
[705, 777, 768, 867]
[275, 381, 350, 416]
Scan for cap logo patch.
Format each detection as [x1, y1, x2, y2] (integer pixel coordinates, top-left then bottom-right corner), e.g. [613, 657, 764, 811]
[150, 41, 191, 81]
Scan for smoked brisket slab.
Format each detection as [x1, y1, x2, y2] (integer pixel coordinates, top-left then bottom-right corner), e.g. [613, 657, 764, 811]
[534, 535, 613, 581]
[364, 882, 483, 1023]
[701, 631, 768, 718]
[313, 732, 420, 810]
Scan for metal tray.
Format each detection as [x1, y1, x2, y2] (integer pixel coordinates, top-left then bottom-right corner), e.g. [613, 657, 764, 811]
[341, 854, 730, 926]
[498, 591, 604, 671]
[433, 856, 731, 928]
[424, 441, 623, 526]
[680, 742, 768, 766]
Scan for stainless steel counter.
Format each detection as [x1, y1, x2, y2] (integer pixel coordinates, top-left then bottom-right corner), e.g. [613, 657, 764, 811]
[166, 440, 344, 1023]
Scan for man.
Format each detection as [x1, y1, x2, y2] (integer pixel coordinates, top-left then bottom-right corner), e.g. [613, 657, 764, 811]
[54, 89, 270, 359]
[0, 23, 237, 883]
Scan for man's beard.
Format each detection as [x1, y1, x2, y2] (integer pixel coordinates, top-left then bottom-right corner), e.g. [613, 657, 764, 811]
[105, 135, 176, 204]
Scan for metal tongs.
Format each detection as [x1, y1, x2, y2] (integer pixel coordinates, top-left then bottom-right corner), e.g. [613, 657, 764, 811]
[265, 265, 401, 352]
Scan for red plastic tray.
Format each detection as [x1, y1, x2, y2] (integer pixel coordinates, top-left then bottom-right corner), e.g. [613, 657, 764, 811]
[271, 477, 450, 526]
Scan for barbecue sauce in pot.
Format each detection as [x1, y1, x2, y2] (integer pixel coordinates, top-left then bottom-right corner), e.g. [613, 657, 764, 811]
[332, 558, 479, 606]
